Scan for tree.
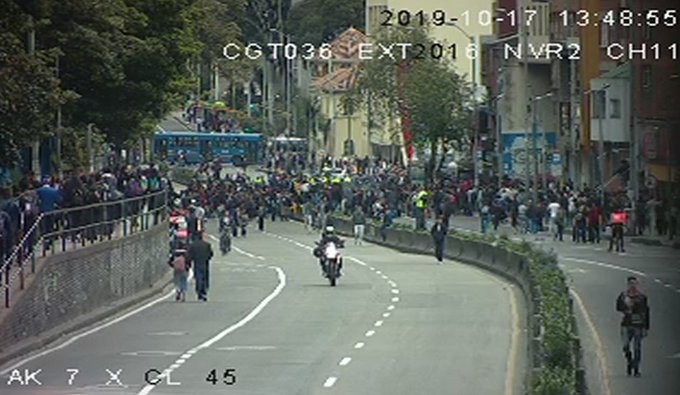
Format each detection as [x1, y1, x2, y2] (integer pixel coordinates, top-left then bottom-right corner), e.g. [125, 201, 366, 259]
[0, 0, 71, 166]
[355, 25, 472, 182]
[287, 0, 363, 45]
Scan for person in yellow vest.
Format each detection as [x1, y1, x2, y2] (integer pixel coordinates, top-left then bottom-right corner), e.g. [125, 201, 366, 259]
[414, 187, 429, 230]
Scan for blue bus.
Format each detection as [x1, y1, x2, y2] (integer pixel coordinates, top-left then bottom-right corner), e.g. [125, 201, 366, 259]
[153, 131, 265, 165]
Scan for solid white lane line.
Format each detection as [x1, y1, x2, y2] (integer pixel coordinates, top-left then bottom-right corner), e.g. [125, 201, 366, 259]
[136, 251, 286, 395]
[571, 289, 612, 395]
[354, 342, 365, 349]
[365, 330, 375, 337]
[0, 279, 182, 375]
[339, 357, 352, 366]
[374, 320, 383, 327]
[323, 377, 337, 387]
[561, 257, 646, 277]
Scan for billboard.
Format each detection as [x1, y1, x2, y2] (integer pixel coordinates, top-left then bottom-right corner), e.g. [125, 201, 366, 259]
[502, 131, 561, 180]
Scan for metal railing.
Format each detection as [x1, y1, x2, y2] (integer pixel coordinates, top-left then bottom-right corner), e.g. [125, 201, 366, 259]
[1, 189, 169, 308]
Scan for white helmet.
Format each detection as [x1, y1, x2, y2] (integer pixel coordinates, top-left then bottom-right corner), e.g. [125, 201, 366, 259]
[325, 225, 335, 233]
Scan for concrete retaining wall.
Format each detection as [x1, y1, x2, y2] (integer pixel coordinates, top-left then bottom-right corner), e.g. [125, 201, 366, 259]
[0, 222, 170, 357]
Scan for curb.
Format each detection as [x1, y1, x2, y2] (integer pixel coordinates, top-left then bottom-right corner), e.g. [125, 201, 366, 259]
[0, 272, 173, 369]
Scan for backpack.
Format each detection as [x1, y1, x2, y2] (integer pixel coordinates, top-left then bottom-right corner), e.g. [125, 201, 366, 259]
[173, 256, 187, 272]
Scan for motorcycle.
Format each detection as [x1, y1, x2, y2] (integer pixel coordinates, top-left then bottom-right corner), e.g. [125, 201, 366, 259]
[316, 240, 344, 286]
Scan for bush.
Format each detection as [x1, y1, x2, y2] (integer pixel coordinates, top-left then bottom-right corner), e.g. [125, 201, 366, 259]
[448, 231, 577, 395]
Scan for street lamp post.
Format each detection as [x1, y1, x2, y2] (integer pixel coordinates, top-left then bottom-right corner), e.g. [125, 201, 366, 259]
[446, 22, 478, 188]
[530, 92, 553, 201]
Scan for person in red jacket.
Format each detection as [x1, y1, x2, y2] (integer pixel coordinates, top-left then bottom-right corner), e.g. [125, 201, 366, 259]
[616, 276, 650, 377]
[587, 202, 602, 243]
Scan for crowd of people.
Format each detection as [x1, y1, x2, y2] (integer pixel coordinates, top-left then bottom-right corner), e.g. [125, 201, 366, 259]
[0, 165, 170, 265]
[168, 151, 680, 269]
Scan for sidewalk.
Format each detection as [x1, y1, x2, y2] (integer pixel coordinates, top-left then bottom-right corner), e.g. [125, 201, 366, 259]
[395, 214, 680, 249]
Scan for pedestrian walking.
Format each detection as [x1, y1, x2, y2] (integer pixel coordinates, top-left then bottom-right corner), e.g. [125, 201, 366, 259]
[171, 249, 189, 302]
[257, 204, 266, 232]
[431, 216, 447, 264]
[352, 206, 366, 245]
[616, 276, 650, 377]
[187, 231, 213, 301]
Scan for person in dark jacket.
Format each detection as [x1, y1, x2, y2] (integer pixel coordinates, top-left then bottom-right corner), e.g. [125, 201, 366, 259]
[430, 216, 447, 264]
[616, 276, 650, 377]
[187, 231, 213, 301]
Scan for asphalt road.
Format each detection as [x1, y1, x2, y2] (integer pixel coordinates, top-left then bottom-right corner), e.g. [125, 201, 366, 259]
[401, 214, 680, 395]
[0, 219, 522, 395]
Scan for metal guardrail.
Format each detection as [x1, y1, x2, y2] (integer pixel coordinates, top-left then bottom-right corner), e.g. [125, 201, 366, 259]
[1, 190, 169, 308]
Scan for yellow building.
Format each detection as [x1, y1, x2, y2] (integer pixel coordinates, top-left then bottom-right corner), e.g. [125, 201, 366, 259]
[311, 28, 374, 159]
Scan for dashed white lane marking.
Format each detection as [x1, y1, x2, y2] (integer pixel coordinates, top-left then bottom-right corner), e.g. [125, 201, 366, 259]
[323, 377, 337, 387]
[562, 257, 647, 277]
[664, 283, 672, 288]
[136, 247, 286, 395]
[264, 232, 401, 390]
[654, 278, 663, 284]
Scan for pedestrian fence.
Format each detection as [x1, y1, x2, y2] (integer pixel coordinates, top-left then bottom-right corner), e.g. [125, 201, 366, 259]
[0, 190, 169, 309]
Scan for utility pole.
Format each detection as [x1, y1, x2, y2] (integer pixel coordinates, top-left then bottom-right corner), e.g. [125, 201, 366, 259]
[569, 11, 579, 187]
[598, 84, 611, 209]
[86, 123, 94, 173]
[28, 15, 41, 178]
[56, 52, 63, 179]
[521, 5, 532, 199]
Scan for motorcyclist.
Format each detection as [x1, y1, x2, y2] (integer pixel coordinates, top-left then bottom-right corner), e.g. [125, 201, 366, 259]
[315, 226, 344, 277]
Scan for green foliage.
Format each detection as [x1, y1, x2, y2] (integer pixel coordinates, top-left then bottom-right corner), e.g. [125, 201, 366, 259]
[287, 0, 363, 45]
[1, 0, 248, 167]
[356, 25, 472, 181]
[0, 1, 72, 165]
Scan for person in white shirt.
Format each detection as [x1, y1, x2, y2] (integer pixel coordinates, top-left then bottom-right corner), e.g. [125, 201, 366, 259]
[547, 199, 561, 238]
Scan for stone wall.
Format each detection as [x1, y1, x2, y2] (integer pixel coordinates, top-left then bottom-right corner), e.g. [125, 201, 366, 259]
[0, 222, 170, 355]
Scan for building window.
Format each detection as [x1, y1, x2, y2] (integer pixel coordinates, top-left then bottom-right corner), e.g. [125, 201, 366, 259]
[610, 98, 621, 118]
[642, 65, 652, 90]
[593, 90, 606, 119]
